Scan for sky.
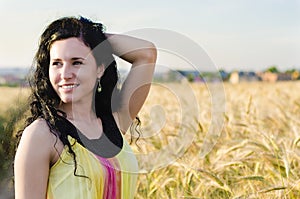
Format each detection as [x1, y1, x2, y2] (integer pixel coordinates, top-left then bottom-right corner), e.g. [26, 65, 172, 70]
[0, 0, 299, 72]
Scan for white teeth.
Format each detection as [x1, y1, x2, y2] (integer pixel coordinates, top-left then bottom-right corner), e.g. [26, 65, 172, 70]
[61, 85, 77, 89]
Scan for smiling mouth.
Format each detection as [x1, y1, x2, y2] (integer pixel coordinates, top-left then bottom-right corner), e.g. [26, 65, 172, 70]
[59, 84, 79, 89]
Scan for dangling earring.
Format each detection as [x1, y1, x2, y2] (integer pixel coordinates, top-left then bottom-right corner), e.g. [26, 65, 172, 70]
[97, 78, 102, 92]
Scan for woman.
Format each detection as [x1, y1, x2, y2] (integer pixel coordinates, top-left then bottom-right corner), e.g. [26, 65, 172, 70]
[14, 16, 157, 199]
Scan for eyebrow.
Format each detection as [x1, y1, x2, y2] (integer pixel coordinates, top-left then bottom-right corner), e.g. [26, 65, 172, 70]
[50, 57, 86, 61]
[71, 57, 86, 60]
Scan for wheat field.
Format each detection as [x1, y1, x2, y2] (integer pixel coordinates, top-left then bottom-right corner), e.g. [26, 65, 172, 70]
[1, 81, 300, 198]
[0, 87, 29, 113]
[133, 81, 300, 199]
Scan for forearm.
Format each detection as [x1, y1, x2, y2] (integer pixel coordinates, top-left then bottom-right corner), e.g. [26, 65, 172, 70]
[105, 33, 157, 66]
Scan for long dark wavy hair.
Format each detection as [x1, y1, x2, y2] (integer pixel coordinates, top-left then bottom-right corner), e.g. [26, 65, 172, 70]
[17, 16, 139, 176]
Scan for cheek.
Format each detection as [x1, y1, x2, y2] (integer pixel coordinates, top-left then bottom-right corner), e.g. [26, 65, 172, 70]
[49, 69, 59, 87]
[78, 67, 98, 84]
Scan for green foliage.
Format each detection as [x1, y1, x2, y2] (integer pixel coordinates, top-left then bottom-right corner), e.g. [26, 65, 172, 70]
[266, 65, 279, 73]
[0, 99, 28, 181]
[0, 115, 8, 179]
[0, 83, 19, 87]
[187, 73, 194, 82]
[285, 69, 296, 74]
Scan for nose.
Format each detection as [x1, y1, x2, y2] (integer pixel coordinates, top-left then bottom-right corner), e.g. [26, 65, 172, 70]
[61, 64, 74, 79]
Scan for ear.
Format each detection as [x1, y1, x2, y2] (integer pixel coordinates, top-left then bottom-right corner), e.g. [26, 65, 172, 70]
[97, 64, 105, 78]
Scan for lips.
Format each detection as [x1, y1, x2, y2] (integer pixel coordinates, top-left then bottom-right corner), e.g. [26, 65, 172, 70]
[59, 83, 79, 91]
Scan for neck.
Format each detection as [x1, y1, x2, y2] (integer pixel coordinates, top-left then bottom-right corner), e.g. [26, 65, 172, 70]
[59, 101, 97, 122]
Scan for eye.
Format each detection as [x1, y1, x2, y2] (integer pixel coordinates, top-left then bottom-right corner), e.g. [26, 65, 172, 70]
[51, 61, 62, 67]
[73, 61, 83, 66]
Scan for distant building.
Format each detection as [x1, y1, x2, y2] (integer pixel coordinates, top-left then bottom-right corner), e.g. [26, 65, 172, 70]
[277, 73, 292, 81]
[0, 74, 25, 86]
[0, 67, 28, 86]
[257, 72, 293, 82]
[257, 72, 277, 82]
[219, 70, 230, 81]
[229, 71, 259, 84]
[177, 70, 203, 82]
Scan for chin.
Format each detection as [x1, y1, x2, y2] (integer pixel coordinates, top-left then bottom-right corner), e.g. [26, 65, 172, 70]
[60, 96, 74, 104]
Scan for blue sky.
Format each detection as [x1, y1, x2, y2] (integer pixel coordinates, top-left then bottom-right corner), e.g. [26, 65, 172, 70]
[0, 0, 299, 71]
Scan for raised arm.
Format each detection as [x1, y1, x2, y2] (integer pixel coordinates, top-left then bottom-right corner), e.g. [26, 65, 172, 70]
[106, 33, 157, 133]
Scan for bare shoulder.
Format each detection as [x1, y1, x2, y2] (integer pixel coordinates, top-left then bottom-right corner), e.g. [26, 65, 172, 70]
[16, 118, 57, 161]
[22, 118, 56, 144]
[24, 118, 50, 132]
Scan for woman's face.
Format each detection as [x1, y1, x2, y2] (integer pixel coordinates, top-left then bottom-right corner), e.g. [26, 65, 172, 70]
[49, 37, 104, 104]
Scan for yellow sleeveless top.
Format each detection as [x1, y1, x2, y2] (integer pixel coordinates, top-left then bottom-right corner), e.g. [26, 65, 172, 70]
[47, 135, 138, 199]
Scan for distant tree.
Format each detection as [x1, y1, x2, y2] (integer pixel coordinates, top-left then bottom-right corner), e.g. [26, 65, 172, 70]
[285, 68, 296, 74]
[187, 73, 194, 82]
[266, 66, 279, 73]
